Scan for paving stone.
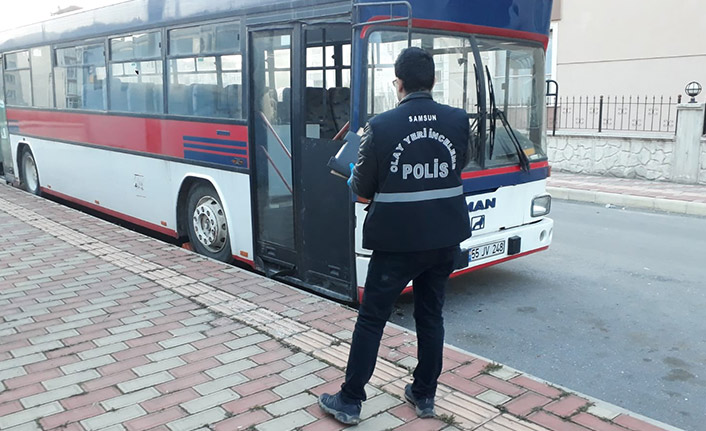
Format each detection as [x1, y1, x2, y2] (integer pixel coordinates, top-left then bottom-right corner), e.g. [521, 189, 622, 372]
[205, 359, 257, 379]
[166, 407, 227, 431]
[0, 401, 64, 429]
[273, 375, 325, 398]
[477, 389, 513, 406]
[28, 330, 79, 345]
[180, 389, 239, 414]
[215, 345, 265, 364]
[223, 333, 270, 351]
[21, 384, 84, 408]
[355, 412, 404, 431]
[60, 355, 115, 374]
[146, 344, 196, 362]
[194, 373, 248, 395]
[80, 404, 146, 431]
[159, 332, 206, 349]
[102, 387, 161, 411]
[77, 342, 129, 360]
[264, 392, 316, 416]
[255, 410, 316, 431]
[285, 352, 311, 366]
[118, 371, 175, 393]
[360, 393, 402, 420]
[43, 370, 100, 391]
[133, 357, 186, 377]
[279, 359, 327, 381]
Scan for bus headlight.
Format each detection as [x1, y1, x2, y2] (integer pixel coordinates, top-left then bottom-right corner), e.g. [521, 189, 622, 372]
[531, 195, 551, 217]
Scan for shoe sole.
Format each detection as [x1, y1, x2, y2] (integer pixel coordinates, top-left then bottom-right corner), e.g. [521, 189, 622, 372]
[404, 390, 436, 418]
[318, 398, 361, 425]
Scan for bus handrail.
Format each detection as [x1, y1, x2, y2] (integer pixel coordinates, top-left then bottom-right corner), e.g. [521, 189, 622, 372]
[258, 111, 292, 160]
[258, 145, 293, 194]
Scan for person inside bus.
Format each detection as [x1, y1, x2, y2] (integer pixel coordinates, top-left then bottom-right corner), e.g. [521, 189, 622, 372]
[318, 47, 471, 425]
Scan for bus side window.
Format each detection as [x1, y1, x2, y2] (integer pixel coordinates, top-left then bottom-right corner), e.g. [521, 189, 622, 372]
[166, 22, 243, 119]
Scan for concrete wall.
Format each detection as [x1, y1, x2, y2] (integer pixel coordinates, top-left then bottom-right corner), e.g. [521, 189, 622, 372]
[552, 0, 706, 99]
[548, 133, 706, 185]
[548, 132, 675, 181]
[701, 138, 706, 185]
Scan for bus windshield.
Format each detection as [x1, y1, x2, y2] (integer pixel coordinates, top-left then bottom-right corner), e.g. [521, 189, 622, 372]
[366, 30, 547, 170]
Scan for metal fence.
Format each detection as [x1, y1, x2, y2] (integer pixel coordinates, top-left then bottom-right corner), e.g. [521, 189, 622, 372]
[547, 95, 682, 134]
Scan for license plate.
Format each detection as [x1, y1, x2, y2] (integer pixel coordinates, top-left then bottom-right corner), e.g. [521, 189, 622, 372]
[469, 240, 506, 262]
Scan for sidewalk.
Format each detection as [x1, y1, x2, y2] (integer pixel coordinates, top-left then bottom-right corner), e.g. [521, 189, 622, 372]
[0, 182, 683, 431]
[547, 171, 706, 216]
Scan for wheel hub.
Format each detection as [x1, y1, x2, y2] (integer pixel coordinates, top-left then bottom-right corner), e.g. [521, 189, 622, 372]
[192, 196, 228, 253]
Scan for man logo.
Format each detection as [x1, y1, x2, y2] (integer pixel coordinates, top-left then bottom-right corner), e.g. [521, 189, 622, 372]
[468, 198, 496, 213]
[471, 215, 485, 232]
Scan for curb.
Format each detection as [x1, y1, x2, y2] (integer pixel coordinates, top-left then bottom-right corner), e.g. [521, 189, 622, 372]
[547, 186, 706, 217]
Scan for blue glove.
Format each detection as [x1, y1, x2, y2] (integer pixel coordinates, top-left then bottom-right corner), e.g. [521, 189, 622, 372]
[347, 163, 355, 187]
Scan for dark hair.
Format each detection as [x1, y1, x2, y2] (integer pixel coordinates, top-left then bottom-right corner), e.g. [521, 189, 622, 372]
[394, 47, 435, 93]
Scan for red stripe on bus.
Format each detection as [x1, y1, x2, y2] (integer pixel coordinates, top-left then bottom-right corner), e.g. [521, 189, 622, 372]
[461, 161, 549, 180]
[6, 108, 249, 159]
[232, 254, 255, 268]
[40, 187, 179, 238]
[361, 17, 549, 49]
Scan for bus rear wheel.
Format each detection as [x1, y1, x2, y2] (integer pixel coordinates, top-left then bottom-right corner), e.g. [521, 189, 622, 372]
[20, 148, 41, 195]
[185, 183, 233, 262]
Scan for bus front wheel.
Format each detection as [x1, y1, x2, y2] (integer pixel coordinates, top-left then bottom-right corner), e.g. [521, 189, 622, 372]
[185, 183, 233, 263]
[20, 147, 41, 195]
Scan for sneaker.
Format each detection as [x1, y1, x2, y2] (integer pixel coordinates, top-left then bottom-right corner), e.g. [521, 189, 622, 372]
[405, 383, 436, 418]
[318, 392, 361, 425]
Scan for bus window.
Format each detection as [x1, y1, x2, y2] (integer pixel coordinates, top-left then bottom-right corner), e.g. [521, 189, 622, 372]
[304, 26, 351, 140]
[31, 46, 53, 108]
[3, 51, 31, 107]
[477, 38, 547, 167]
[167, 21, 243, 119]
[109, 32, 163, 114]
[55, 44, 107, 110]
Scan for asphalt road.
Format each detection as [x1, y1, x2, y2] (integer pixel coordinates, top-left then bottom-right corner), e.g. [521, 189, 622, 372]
[391, 200, 706, 431]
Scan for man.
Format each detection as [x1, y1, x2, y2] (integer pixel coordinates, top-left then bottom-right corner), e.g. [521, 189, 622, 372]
[319, 47, 472, 425]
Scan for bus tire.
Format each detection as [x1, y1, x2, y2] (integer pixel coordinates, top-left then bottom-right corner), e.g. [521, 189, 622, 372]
[20, 147, 41, 195]
[185, 183, 233, 263]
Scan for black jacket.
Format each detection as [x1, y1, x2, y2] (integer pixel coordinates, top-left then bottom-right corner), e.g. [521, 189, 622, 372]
[351, 92, 472, 252]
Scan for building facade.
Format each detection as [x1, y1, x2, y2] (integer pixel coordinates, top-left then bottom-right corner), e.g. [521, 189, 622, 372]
[549, 0, 706, 100]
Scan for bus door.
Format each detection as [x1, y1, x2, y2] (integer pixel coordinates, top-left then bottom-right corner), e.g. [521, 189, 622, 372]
[249, 25, 354, 301]
[0, 59, 12, 182]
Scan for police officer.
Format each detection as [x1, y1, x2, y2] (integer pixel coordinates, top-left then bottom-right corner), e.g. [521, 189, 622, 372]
[319, 47, 472, 425]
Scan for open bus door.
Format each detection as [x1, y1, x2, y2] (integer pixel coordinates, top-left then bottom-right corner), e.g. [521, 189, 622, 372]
[249, 24, 355, 302]
[0, 59, 13, 183]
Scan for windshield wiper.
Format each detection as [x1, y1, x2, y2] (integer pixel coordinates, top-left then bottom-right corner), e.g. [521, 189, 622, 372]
[485, 66, 531, 172]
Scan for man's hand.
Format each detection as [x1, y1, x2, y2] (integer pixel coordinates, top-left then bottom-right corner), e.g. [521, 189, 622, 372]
[347, 163, 355, 187]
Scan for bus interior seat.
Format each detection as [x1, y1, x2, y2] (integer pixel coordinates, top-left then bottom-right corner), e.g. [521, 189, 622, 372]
[168, 83, 193, 115]
[305, 87, 337, 139]
[328, 87, 350, 132]
[222, 84, 241, 118]
[110, 79, 129, 111]
[192, 84, 221, 117]
[127, 82, 155, 113]
[278, 88, 291, 123]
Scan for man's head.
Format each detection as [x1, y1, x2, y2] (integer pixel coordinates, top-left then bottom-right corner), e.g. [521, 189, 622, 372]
[393, 47, 435, 101]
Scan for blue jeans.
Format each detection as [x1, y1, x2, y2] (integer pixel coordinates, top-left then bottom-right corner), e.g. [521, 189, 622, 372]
[341, 246, 458, 403]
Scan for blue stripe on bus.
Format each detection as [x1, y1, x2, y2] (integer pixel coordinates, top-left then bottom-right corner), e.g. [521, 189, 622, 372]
[183, 135, 247, 147]
[462, 167, 549, 194]
[184, 150, 248, 169]
[183, 143, 247, 156]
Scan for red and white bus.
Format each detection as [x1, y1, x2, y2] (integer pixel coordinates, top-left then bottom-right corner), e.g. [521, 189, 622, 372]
[0, 0, 554, 303]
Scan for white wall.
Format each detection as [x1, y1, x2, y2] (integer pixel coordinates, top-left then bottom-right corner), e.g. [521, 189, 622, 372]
[553, 0, 706, 99]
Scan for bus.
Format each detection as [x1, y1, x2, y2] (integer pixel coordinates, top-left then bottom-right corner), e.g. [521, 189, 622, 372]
[0, 0, 554, 303]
